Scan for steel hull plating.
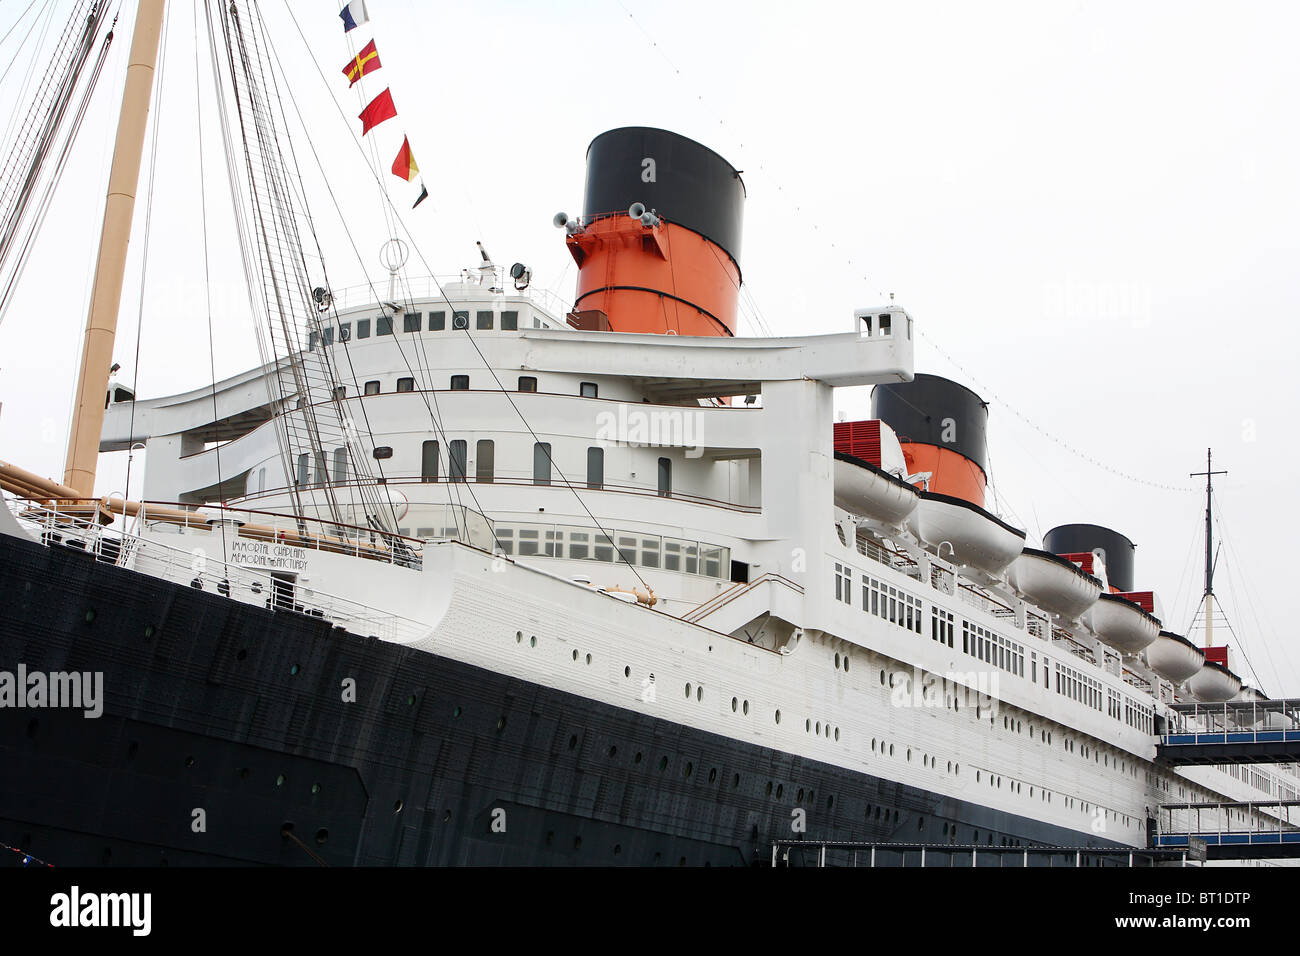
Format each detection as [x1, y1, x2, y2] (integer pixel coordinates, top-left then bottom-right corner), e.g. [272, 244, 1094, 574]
[0, 533, 1130, 866]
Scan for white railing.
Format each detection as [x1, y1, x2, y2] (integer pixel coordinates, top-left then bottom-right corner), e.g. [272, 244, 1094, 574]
[325, 273, 571, 322]
[7, 495, 429, 645]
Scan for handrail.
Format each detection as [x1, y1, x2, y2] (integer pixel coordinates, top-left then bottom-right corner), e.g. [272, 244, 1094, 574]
[681, 572, 804, 625]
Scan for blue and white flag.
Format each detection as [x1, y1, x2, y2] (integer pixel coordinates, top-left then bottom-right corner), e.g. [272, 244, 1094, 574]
[338, 1, 369, 33]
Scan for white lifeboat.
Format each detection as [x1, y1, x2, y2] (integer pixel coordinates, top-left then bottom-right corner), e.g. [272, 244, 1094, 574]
[1085, 592, 1159, 654]
[1146, 630, 1205, 683]
[1186, 661, 1243, 703]
[1006, 548, 1102, 620]
[906, 491, 1026, 575]
[832, 451, 920, 527]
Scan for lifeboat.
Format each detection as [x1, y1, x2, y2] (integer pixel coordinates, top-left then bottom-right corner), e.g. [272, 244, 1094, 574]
[1146, 630, 1205, 683]
[832, 451, 920, 527]
[1085, 592, 1159, 654]
[1186, 660, 1243, 703]
[1006, 548, 1102, 620]
[907, 491, 1026, 575]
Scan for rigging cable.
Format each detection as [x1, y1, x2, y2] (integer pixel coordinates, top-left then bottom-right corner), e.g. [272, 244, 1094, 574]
[280, 0, 652, 590]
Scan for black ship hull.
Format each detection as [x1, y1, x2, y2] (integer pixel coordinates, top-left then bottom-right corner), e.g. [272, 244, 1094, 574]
[0, 531, 1132, 866]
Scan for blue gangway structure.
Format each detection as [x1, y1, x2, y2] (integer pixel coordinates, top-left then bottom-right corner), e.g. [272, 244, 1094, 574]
[1155, 799, 1300, 860]
[1157, 699, 1300, 765]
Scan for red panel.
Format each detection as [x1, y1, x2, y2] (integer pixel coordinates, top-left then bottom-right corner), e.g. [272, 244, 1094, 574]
[1204, 646, 1228, 667]
[1116, 590, 1155, 614]
[833, 420, 881, 467]
[1058, 551, 1094, 574]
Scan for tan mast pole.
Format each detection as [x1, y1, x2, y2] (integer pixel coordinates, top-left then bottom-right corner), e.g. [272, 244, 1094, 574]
[62, 0, 166, 496]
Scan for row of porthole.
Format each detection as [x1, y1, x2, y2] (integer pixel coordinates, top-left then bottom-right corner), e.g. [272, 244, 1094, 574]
[833, 652, 850, 673]
[805, 718, 840, 741]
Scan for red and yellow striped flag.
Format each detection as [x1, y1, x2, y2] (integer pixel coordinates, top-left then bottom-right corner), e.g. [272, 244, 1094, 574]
[342, 39, 381, 87]
[392, 136, 419, 182]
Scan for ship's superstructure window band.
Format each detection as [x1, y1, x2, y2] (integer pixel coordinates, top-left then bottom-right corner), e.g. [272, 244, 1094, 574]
[493, 523, 729, 578]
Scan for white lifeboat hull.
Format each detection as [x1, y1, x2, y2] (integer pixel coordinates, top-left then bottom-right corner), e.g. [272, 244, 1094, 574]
[832, 453, 919, 527]
[907, 492, 1026, 576]
[1006, 549, 1101, 620]
[1186, 662, 1242, 703]
[1146, 631, 1204, 683]
[1085, 593, 1159, 654]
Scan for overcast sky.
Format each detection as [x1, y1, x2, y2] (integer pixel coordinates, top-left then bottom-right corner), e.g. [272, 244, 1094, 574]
[1, 0, 1297, 692]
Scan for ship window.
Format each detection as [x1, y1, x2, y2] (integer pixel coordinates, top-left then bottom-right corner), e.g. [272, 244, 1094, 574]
[357, 318, 371, 339]
[322, 327, 334, 346]
[477, 310, 494, 330]
[878, 313, 892, 336]
[377, 315, 394, 335]
[297, 453, 309, 486]
[396, 377, 414, 392]
[339, 323, 351, 342]
[518, 376, 537, 392]
[333, 447, 347, 486]
[533, 442, 552, 485]
[657, 457, 671, 497]
[580, 382, 598, 398]
[364, 380, 380, 395]
[501, 310, 519, 331]
[476, 440, 494, 482]
[429, 311, 446, 331]
[587, 447, 604, 490]
[568, 531, 589, 560]
[451, 375, 469, 390]
[449, 440, 467, 482]
[452, 311, 469, 329]
[403, 312, 422, 333]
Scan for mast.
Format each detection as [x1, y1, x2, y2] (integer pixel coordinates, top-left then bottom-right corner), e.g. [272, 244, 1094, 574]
[62, 0, 166, 496]
[1190, 448, 1227, 648]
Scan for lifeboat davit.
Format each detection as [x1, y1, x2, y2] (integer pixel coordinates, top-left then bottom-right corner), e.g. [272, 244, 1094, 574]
[1145, 631, 1205, 682]
[1186, 660, 1243, 703]
[1085, 592, 1159, 654]
[1006, 548, 1102, 620]
[833, 451, 920, 526]
[907, 491, 1026, 575]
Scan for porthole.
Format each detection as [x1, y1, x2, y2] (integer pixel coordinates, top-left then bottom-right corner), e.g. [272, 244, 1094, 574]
[685, 682, 692, 698]
[776, 784, 784, 799]
[315, 828, 328, 845]
[608, 745, 617, 757]
[394, 800, 404, 813]
[816, 721, 821, 734]
[824, 724, 830, 738]
[880, 670, 886, 686]
[844, 657, 850, 672]
[732, 773, 740, 788]
[613, 844, 622, 856]
[766, 782, 773, 796]
[696, 686, 703, 702]
[709, 768, 717, 783]
[568, 734, 578, 750]
[742, 700, 749, 716]
[827, 795, 834, 809]
[585, 653, 592, 665]
[144, 624, 154, 640]
[290, 664, 300, 676]
[516, 630, 522, 643]
[84, 609, 95, 624]
[530, 636, 536, 647]
[406, 694, 416, 706]
[807, 719, 812, 733]
[634, 752, 643, 764]
[624, 665, 631, 677]
[685, 762, 693, 778]
[572, 649, 579, 661]
[311, 783, 321, 794]
[835, 653, 841, 668]
[275, 774, 286, 787]
[496, 716, 507, 732]
[889, 744, 894, 756]
[659, 756, 668, 771]
[732, 697, 738, 712]
[453, 706, 462, 718]
[775, 709, 782, 724]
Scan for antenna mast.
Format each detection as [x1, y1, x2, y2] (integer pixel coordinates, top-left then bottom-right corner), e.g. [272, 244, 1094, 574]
[63, 0, 166, 496]
[1190, 448, 1228, 648]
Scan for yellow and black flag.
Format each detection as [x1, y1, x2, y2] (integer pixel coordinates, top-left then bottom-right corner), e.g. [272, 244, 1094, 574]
[342, 39, 381, 87]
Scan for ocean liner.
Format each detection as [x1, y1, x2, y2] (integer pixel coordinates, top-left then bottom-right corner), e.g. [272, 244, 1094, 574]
[1, 0, 1295, 867]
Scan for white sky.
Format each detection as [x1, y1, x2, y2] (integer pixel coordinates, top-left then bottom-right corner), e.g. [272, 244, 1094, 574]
[1, 0, 1297, 692]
